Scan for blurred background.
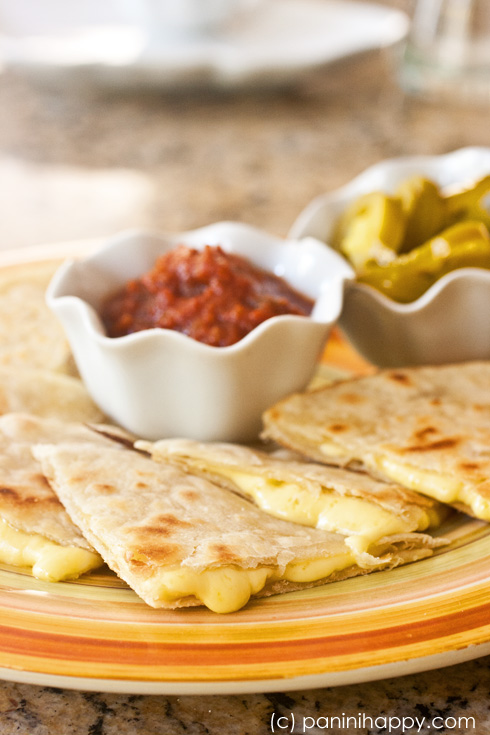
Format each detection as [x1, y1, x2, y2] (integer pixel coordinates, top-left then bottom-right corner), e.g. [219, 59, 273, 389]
[0, 0, 489, 251]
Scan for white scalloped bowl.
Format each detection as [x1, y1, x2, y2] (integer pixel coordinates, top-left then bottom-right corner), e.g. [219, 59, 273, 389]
[290, 147, 490, 368]
[47, 223, 352, 442]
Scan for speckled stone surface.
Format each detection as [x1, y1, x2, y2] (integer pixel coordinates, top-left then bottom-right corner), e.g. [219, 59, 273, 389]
[1, 657, 490, 734]
[1, 0, 490, 732]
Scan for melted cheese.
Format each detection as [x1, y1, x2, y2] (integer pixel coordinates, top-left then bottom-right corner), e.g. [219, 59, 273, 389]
[320, 439, 490, 520]
[371, 456, 490, 521]
[0, 518, 103, 582]
[213, 468, 427, 557]
[320, 440, 350, 458]
[0, 513, 357, 612]
[151, 550, 356, 614]
[153, 565, 272, 614]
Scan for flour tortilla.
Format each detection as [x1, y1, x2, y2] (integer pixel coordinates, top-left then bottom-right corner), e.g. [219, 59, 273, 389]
[0, 413, 130, 548]
[34, 442, 443, 612]
[137, 437, 447, 561]
[0, 261, 105, 421]
[262, 361, 490, 519]
[0, 260, 75, 375]
[0, 367, 105, 422]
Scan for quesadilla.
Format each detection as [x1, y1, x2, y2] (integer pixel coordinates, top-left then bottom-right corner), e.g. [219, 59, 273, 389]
[33, 442, 443, 613]
[262, 361, 490, 521]
[0, 260, 75, 375]
[0, 366, 105, 422]
[0, 413, 130, 582]
[137, 438, 448, 561]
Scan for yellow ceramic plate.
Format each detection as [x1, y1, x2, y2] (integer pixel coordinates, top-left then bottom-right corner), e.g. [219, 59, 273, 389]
[0, 242, 489, 695]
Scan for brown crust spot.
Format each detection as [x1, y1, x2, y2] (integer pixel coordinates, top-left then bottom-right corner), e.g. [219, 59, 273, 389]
[413, 426, 438, 442]
[339, 392, 364, 405]
[210, 543, 237, 563]
[458, 461, 482, 472]
[328, 423, 348, 433]
[127, 558, 146, 569]
[136, 526, 173, 538]
[125, 514, 193, 542]
[404, 437, 461, 453]
[154, 513, 192, 529]
[129, 543, 181, 566]
[0, 486, 59, 505]
[387, 371, 412, 386]
[181, 490, 200, 502]
[92, 483, 116, 495]
[0, 487, 18, 499]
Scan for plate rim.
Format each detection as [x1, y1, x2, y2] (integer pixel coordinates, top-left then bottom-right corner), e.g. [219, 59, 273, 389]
[2, 642, 490, 695]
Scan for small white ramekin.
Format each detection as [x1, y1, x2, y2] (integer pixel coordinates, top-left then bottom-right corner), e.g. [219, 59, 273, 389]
[47, 222, 352, 441]
[290, 147, 490, 368]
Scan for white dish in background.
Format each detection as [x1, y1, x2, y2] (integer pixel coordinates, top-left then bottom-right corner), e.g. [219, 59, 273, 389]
[126, 0, 258, 39]
[47, 223, 351, 442]
[0, 0, 409, 90]
[290, 147, 490, 368]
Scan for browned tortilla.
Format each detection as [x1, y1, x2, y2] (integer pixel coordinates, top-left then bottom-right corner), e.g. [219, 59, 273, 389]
[0, 367, 105, 422]
[33, 442, 444, 612]
[0, 413, 129, 547]
[0, 260, 75, 374]
[261, 361, 490, 518]
[137, 437, 447, 537]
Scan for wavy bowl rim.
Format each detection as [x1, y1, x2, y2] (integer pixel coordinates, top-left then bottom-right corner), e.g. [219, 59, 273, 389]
[47, 222, 352, 357]
[345, 267, 490, 315]
[289, 146, 490, 315]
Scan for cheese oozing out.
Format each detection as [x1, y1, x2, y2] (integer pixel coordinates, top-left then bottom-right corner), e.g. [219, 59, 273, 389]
[207, 467, 433, 558]
[371, 456, 490, 521]
[0, 514, 357, 612]
[147, 550, 356, 614]
[0, 517, 103, 582]
[319, 439, 490, 521]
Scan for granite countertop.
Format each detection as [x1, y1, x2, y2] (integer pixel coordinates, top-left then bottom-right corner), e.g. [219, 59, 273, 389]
[1, 656, 489, 735]
[1, 0, 490, 731]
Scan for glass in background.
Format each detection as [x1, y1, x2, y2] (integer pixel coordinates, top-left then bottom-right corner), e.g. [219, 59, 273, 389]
[399, 0, 490, 103]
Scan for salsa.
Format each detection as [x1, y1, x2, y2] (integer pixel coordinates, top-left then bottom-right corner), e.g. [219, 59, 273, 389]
[101, 245, 314, 347]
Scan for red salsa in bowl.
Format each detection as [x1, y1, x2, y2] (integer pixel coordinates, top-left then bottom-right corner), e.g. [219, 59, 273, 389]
[101, 245, 314, 347]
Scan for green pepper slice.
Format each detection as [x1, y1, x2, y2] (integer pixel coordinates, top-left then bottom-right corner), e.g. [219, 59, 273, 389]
[332, 192, 406, 271]
[445, 175, 490, 230]
[396, 176, 447, 253]
[358, 220, 490, 303]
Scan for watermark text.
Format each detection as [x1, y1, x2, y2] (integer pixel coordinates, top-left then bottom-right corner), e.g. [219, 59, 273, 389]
[270, 711, 476, 733]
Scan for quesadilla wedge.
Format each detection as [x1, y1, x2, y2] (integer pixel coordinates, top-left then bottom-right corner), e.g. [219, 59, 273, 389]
[137, 438, 448, 562]
[34, 442, 444, 613]
[0, 366, 105, 422]
[0, 413, 131, 582]
[262, 361, 490, 521]
[0, 260, 75, 375]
